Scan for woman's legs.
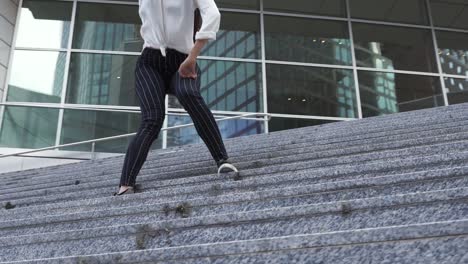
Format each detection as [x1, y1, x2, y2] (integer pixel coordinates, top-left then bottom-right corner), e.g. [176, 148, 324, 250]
[119, 55, 166, 189]
[171, 65, 229, 163]
[117, 48, 231, 195]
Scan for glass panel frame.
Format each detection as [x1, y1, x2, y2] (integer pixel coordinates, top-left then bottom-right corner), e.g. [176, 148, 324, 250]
[169, 60, 263, 113]
[167, 114, 264, 147]
[430, 0, 468, 30]
[15, 0, 73, 49]
[59, 109, 159, 153]
[202, 12, 262, 59]
[65, 52, 140, 107]
[359, 70, 445, 117]
[349, 0, 429, 25]
[352, 22, 438, 73]
[6, 50, 66, 104]
[444, 76, 468, 105]
[436, 30, 468, 77]
[264, 0, 346, 17]
[72, 2, 143, 52]
[266, 64, 358, 118]
[264, 15, 352, 66]
[216, 0, 260, 10]
[0, 106, 59, 149]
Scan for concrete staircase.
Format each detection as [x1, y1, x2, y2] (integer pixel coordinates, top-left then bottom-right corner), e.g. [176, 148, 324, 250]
[0, 103, 467, 263]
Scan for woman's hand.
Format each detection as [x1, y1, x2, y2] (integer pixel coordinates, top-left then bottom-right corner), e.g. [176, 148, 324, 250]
[178, 56, 198, 79]
[179, 39, 208, 79]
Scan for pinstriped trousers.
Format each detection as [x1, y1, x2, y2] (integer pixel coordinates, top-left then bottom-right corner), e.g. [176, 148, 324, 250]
[119, 47, 229, 187]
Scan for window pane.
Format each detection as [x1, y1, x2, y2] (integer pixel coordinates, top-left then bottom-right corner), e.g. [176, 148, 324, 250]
[349, 0, 429, 25]
[0, 106, 59, 148]
[267, 64, 358, 118]
[265, 16, 352, 65]
[436, 30, 468, 76]
[445, 77, 468, 105]
[7, 50, 66, 103]
[59, 109, 160, 153]
[169, 60, 263, 112]
[430, 0, 468, 30]
[167, 114, 264, 147]
[66, 52, 139, 107]
[359, 71, 444, 117]
[215, 0, 259, 10]
[73, 2, 142, 52]
[264, 0, 346, 17]
[16, 0, 72, 49]
[269, 117, 336, 132]
[202, 12, 261, 59]
[353, 23, 437, 73]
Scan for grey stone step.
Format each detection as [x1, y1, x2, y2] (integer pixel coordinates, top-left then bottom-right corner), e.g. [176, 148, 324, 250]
[92, 102, 468, 158]
[2, 139, 467, 209]
[44, 120, 468, 182]
[2, 149, 467, 220]
[0, 166, 466, 237]
[2, 120, 468, 195]
[0, 188, 466, 261]
[1, 103, 467, 183]
[1, 119, 467, 195]
[7, 219, 466, 264]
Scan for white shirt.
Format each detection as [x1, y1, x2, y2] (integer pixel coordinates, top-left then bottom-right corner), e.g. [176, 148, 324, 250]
[138, 0, 221, 56]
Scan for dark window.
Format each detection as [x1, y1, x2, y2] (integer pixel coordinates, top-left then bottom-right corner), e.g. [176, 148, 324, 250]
[353, 23, 438, 73]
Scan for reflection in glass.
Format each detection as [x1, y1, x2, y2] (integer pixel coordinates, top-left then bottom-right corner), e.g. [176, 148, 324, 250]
[66, 53, 139, 106]
[16, 0, 72, 49]
[7, 50, 66, 103]
[445, 77, 468, 105]
[264, 0, 346, 17]
[59, 109, 158, 153]
[349, 0, 428, 25]
[436, 31, 468, 77]
[0, 106, 59, 148]
[73, 2, 142, 52]
[265, 16, 352, 65]
[353, 23, 437, 73]
[269, 117, 336, 132]
[169, 60, 263, 113]
[267, 64, 357, 118]
[359, 71, 444, 117]
[430, 0, 468, 30]
[202, 12, 261, 59]
[215, 0, 259, 10]
[167, 114, 264, 147]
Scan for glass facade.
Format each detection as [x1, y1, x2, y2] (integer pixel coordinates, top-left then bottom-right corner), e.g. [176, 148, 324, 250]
[1, 0, 467, 153]
[167, 114, 264, 147]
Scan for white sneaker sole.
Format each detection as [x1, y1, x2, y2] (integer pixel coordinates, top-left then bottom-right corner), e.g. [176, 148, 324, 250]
[217, 163, 239, 175]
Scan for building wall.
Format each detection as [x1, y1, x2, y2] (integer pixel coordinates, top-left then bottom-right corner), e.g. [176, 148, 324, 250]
[0, 0, 19, 101]
[0, 0, 467, 163]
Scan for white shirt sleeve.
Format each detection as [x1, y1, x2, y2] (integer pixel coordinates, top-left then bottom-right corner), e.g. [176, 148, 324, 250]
[194, 0, 221, 41]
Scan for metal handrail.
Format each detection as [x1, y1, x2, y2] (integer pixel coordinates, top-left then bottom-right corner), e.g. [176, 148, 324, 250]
[0, 113, 272, 159]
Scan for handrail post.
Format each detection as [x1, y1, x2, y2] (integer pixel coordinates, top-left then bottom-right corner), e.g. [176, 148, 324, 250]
[91, 142, 96, 160]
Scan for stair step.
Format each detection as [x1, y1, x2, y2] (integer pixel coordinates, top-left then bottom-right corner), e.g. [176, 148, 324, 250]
[0, 103, 466, 263]
[2, 150, 467, 219]
[4, 220, 466, 264]
[2, 124, 467, 196]
[1, 105, 467, 182]
[2, 140, 468, 209]
[0, 167, 466, 237]
[0, 188, 465, 262]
